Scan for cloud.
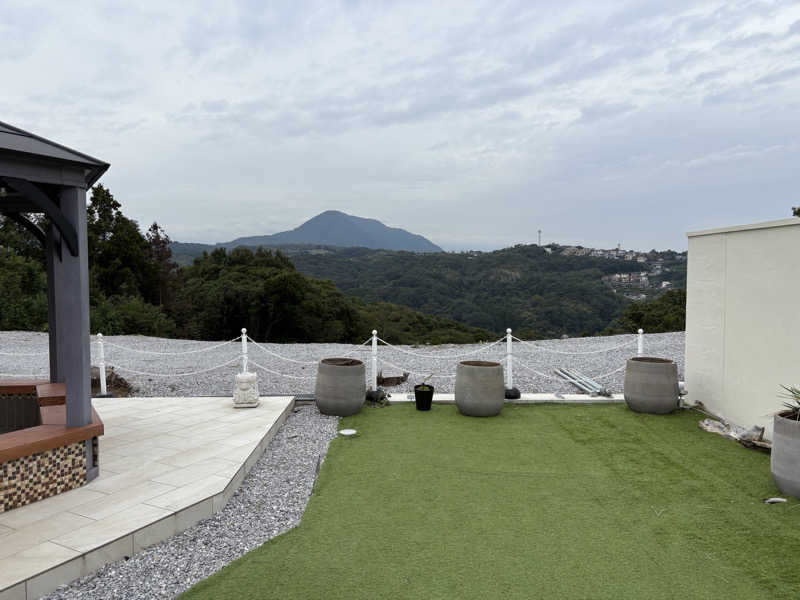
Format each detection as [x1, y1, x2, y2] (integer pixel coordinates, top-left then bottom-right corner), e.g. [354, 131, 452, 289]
[1, 0, 799, 252]
[662, 144, 785, 169]
[756, 65, 800, 85]
[579, 102, 637, 123]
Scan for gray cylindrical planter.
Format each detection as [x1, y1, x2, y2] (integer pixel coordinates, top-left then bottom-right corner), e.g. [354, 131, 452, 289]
[315, 358, 366, 417]
[771, 413, 800, 498]
[455, 360, 504, 417]
[623, 357, 679, 414]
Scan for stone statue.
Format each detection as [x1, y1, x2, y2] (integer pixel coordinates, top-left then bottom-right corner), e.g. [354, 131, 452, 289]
[233, 372, 260, 408]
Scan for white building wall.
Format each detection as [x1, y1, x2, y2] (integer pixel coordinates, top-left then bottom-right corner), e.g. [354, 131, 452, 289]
[685, 218, 800, 438]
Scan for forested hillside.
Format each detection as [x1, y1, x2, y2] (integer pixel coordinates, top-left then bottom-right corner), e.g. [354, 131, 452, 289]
[289, 246, 643, 338]
[0, 186, 491, 345]
[1, 185, 687, 343]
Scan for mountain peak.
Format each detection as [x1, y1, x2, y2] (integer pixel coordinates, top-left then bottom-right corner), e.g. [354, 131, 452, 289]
[222, 211, 442, 253]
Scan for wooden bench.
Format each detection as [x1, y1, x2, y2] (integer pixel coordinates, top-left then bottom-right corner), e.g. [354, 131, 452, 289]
[0, 405, 104, 463]
[0, 379, 66, 406]
[1, 379, 100, 463]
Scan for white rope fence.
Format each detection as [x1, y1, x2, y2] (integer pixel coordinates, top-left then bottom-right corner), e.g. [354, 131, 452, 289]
[101, 337, 239, 355]
[0, 349, 50, 357]
[2, 327, 648, 395]
[378, 357, 457, 380]
[109, 357, 241, 379]
[247, 335, 371, 365]
[512, 335, 636, 355]
[375, 336, 505, 360]
[248, 359, 317, 380]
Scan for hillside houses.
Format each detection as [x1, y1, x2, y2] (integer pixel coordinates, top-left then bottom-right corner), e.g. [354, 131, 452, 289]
[543, 243, 686, 300]
[557, 245, 650, 262]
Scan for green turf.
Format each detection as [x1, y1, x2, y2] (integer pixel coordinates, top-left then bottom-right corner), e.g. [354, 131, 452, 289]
[181, 404, 800, 599]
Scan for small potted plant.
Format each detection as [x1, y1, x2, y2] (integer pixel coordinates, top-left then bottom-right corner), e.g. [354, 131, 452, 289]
[771, 385, 800, 497]
[414, 375, 434, 411]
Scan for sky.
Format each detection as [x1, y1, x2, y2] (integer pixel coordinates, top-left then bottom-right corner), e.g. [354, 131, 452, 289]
[2, 0, 799, 252]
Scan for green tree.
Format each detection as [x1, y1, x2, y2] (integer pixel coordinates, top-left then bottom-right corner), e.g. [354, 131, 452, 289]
[605, 289, 686, 334]
[0, 251, 48, 331]
[87, 185, 158, 303]
[146, 222, 177, 307]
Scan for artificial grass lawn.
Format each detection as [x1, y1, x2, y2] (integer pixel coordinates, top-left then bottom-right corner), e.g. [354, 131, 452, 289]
[182, 404, 800, 599]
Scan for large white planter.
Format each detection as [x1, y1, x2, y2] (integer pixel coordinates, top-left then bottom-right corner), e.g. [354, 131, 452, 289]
[771, 413, 800, 498]
[623, 357, 679, 414]
[315, 358, 365, 417]
[455, 360, 504, 417]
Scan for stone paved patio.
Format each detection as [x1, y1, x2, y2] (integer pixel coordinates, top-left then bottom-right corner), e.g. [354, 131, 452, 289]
[0, 395, 293, 600]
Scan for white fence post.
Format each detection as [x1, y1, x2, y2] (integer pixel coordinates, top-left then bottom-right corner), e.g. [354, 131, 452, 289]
[637, 328, 644, 356]
[506, 328, 513, 390]
[241, 328, 249, 373]
[97, 333, 107, 396]
[371, 330, 378, 391]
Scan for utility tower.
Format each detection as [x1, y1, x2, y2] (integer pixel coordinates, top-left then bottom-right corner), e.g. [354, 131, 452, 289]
[538, 229, 542, 246]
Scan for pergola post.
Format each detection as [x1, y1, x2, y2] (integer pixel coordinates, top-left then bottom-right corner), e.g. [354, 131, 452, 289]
[46, 227, 59, 381]
[52, 186, 92, 427]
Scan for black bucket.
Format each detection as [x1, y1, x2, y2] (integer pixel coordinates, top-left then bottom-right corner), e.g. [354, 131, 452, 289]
[414, 384, 434, 411]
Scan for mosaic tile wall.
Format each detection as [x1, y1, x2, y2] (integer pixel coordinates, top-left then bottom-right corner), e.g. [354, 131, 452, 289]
[0, 442, 86, 513]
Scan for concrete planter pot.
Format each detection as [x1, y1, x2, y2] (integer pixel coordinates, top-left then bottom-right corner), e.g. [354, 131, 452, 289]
[455, 360, 504, 417]
[771, 413, 800, 498]
[315, 358, 366, 417]
[623, 357, 679, 414]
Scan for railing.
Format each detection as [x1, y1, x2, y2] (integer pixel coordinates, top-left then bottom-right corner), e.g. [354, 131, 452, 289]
[0, 327, 650, 395]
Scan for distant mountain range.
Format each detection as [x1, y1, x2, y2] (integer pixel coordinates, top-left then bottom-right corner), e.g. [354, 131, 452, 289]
[172, 211, 442, 260]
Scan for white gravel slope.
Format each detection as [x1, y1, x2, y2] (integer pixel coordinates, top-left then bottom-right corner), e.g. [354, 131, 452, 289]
[0, 330, 685, 396]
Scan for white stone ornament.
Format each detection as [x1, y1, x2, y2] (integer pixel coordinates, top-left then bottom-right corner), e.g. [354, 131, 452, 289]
[233, 372, 260, 408]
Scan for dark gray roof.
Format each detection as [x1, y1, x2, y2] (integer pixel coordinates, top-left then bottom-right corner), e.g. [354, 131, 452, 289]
[0, 121, 109, 187]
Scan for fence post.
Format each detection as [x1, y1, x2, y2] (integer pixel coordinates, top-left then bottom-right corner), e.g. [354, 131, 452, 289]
[241, 328, 249, 373]
[637, 328, 644, 356]
[97, 333, 107, 396]
[371, 330, 378, 391]
[506, 328, 513, 390]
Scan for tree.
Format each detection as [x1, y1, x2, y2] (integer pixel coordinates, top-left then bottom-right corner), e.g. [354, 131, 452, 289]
[606, 289, 686, 334]
[87, 185, 158, 302]
[146, 222, 177, 306]
[0, 252, 48, 330]
[793, 206, 799, 217]
[0, 213, 45, 262]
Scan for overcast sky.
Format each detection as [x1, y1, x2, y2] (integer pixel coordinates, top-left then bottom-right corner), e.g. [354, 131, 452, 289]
[3, 1, 799, 251]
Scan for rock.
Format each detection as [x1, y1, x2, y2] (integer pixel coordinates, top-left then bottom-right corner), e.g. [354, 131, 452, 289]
[90, 366, 133, 397]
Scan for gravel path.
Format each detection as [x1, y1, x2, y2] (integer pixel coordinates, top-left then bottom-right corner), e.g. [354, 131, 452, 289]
[0, 330, 685, 396]
[43, 404, 339, 600]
